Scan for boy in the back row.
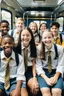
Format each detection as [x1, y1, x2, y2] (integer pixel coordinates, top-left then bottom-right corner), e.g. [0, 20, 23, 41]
[9, 17, 25, 47]
[0, 20, 9, 36]
[0, 35, 28, 96]
[50, 21, 64, 47]
[0, 20, 9, 51]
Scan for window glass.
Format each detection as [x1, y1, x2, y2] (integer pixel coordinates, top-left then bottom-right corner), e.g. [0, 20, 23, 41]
[2, 9, 12, 29]
[56, 17, 63, 32]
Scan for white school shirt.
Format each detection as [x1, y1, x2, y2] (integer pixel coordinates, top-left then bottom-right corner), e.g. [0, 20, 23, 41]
[36, 44, 64, 75]
[33, 33, 40, 43]
[0, 50, 26, 83]
[21, 43, 34, 66]
[9, 29, 20, 43]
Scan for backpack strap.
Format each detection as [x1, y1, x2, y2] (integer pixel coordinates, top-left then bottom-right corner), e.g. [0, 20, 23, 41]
[0, 51, 1, 66]
[38, 33, 41, 42]
[15, 52, 19, 66]
[11, 30, 14, 37]
[54, 44, 58, 59]
[60, 34, 62, 44]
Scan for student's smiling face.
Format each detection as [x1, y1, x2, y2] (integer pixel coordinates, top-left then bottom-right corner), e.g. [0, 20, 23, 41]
[21, 29, 32, 47]
[50, 25, 59, 37]
[2, 37, 14, 57]
[40, 23, 47, 32]
[29, 23, 37, 34]
[16, 20, 24, 31]
[42, 30, 53, 49]
[1, 23, 9, 35]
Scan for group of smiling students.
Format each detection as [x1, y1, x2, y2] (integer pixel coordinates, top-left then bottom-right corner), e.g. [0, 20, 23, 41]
[0, 18, 64, 96]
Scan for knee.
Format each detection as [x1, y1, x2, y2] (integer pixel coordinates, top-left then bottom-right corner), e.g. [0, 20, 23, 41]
[41, 88, 51, 95]
[21, 91, 28, 96]
[52, 88, 62, 95]
[21, 88, 28, 96]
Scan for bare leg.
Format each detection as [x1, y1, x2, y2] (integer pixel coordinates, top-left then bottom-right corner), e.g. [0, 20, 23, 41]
[40, 88, 51, 96]
[52, 88, 62, 96]
[21, 88, 28, 96]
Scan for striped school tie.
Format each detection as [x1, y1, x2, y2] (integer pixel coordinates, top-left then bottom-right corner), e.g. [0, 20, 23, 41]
[4, 57, 11, 90]
[48, 51, 52, 73]
[24, 48, 28, 71]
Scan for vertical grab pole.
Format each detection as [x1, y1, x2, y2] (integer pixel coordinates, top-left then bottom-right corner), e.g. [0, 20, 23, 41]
[51, 14, 52, 22]
[23, 13, 25, 20]
[54, 14, 56, 21]
[50, 12, 53, 23]
[27, 15, 28, 26]
[0, 0, 2, 22]
[0, 0, 2, 66]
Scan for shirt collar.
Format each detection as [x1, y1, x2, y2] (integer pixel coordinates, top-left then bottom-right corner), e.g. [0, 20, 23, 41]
[21, 42, 30, 51]
[1, 50, 15, 60]
[15, 28, 22, 32]
[15, 28, 18, 32]
[15, 29, 20, 33]
[45, 44, 54, 52]
[33, 32, 38, 37]
[54, 34, 60, 40]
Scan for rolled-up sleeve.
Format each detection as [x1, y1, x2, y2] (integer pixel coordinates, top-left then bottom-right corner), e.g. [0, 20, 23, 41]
[16, 55, 26, 81]
[56, 47, 64, 75]
[36, 58, 45, 75]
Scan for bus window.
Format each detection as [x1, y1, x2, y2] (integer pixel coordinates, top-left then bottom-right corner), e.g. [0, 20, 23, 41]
[2, 9, 12, 29]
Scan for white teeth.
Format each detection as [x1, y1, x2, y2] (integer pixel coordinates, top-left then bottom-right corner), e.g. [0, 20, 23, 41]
[5, 47, 10, 49]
